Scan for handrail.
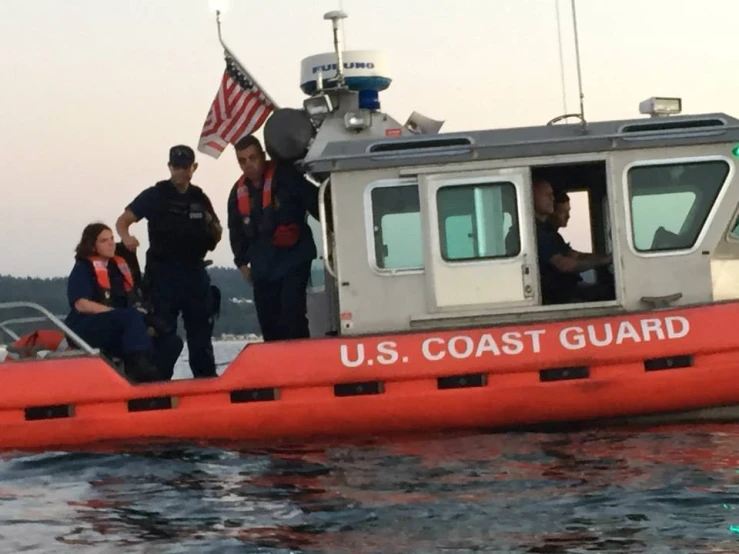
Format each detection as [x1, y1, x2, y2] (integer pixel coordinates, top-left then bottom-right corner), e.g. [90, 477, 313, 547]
[318, 177, 337, 279]
[0, 325, 18, 340]
[0, 316, 46, 340]
[547, 113, 585, 126]
[0, 301, 97, 355]
[369, 145, 474, 162]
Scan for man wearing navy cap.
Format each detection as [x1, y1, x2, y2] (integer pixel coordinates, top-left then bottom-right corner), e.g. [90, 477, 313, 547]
[115, 145, 222, 379]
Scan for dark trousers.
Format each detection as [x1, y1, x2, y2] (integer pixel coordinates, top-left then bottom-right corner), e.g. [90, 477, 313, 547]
[148, 263, 216, 378]
[544, 280, 615, 304]
[67, 308, 153, 358]
[253, 262, 311, 342]
[67, 309, 184, 380]
[151, 333, 185, 381]
[571, 281, 615, 302]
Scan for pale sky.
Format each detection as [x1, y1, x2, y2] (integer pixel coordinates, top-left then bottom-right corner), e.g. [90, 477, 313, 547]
[1, 0, 737, 277]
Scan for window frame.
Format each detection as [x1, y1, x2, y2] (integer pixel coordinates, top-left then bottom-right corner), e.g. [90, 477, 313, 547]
[622, 155, 734, 257]
[724, 190, 739, 243]
[306, 214, 326, 291]
[729, 210, 739, 242]
[435, 181, 520, 263]
[364, 177, 424, 276]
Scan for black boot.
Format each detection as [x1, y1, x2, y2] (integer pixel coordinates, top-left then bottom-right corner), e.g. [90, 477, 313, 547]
[123, 353, 161, 383]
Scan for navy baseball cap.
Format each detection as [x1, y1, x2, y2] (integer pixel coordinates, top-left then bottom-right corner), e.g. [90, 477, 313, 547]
[169, 145, 195, 167]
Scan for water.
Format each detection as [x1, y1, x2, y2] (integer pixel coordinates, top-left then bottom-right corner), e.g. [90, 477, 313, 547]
[171, 340, 249, 381]
[2, 344, 739, 553]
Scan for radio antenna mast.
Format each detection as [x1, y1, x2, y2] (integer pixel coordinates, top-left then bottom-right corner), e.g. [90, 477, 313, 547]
[338, 0, 348, 49]
[571, 0, 587, 132]
[555, 0, 568, 115]
[323, 10, 348, 87]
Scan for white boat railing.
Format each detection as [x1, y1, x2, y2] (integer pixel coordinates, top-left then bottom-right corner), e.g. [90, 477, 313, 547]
[0, 302, 97, 355]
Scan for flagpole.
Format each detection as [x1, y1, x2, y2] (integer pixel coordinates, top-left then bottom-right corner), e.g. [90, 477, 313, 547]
[215, 9, 280, 109]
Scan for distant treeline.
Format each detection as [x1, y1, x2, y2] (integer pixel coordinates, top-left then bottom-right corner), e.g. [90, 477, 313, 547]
[0, 267, 262, 340]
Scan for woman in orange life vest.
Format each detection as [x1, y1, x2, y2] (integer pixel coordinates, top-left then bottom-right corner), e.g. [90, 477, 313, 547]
[64, 223, 176, 382]
[227, 135, 319, 342]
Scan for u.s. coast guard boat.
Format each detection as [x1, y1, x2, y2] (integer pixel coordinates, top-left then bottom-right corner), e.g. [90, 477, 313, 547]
[2, 11, 739, 451]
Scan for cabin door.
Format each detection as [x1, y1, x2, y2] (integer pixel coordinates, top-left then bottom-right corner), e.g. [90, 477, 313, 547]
[419, 167, 539, 312]
[610, 151, 735, 308]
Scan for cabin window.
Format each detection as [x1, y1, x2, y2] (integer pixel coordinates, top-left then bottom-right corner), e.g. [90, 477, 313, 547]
[370, 183, 423, 271]
[627, 159, 730, 252]
[436, 182, 519, 261]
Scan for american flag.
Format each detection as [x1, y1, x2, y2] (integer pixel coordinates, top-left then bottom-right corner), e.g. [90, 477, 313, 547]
[197, 49, 275, 159]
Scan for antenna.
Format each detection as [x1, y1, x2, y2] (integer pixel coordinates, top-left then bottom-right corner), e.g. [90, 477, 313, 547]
[546, 0, 587, 129]
[555, 0, 567, 115]
[338, 0, 347, 49]
[570, 0, 587, 132]
[323, 10, 348, 87]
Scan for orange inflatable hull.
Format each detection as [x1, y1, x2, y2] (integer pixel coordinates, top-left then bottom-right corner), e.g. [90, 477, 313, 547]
[2, 301, 739, 451]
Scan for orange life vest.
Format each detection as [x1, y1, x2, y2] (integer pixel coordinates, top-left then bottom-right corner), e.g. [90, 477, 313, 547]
[236, 161, 276, 217]
[235, 162, 300, 247]
[89, 255, 134, 304]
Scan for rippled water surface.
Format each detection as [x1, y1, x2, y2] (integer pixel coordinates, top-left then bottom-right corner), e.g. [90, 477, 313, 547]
[2, 343, 739, 553]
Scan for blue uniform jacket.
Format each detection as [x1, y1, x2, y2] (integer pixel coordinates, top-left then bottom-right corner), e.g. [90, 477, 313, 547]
[227, 162, 319, 283]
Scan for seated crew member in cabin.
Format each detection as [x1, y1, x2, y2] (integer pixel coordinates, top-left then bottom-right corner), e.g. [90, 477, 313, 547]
[116, 145, 222, 379]
[65, 223, 173, 383]
[546, 190, 611, 290]
[227, 135, 319, 342]
[533, 179, 613, 304]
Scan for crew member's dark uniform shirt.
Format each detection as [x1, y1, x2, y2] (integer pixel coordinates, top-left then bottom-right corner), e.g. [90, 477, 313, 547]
[227, 163, 319, 283]
[66, 261, 128, 326]
[536, 219, 581, 303]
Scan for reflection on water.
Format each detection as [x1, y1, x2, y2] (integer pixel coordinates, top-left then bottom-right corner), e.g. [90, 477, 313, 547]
[2, 427, 739, 552]
[2, 342, 739, 552]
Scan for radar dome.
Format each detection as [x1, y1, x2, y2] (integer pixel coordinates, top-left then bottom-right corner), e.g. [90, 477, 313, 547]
[300, 50, 391, 95]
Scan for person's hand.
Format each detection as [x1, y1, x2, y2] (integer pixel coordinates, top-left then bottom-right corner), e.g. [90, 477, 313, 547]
[239, 265, 252, 284]
[122, 235, 140, 252]
[205, 212, 213, 224]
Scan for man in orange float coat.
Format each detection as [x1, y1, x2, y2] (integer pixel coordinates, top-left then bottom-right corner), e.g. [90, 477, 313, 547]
[226, 135, 319, 342]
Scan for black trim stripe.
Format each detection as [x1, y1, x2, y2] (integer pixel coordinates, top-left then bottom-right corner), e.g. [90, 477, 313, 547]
[539, 366, 590, 382]
[230, 388, 279, 403]
[24, 404, 74, 421]
[437, 373, 487, 390]
[644, 355, 693, 371]
[334, 381, 384, 397]
[128, 396, 175, 412]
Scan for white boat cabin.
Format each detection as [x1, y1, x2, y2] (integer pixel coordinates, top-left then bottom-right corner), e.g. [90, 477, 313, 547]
[303, 108, 739, 337]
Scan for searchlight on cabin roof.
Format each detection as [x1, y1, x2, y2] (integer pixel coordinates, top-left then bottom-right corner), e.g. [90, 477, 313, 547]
[639, 96, 683, 117]
[344, 111, 371, 132]
[303, 94, 334, 117]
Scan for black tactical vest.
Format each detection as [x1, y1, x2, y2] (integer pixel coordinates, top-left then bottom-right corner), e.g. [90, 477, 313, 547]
[148, 181, 210, 264]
